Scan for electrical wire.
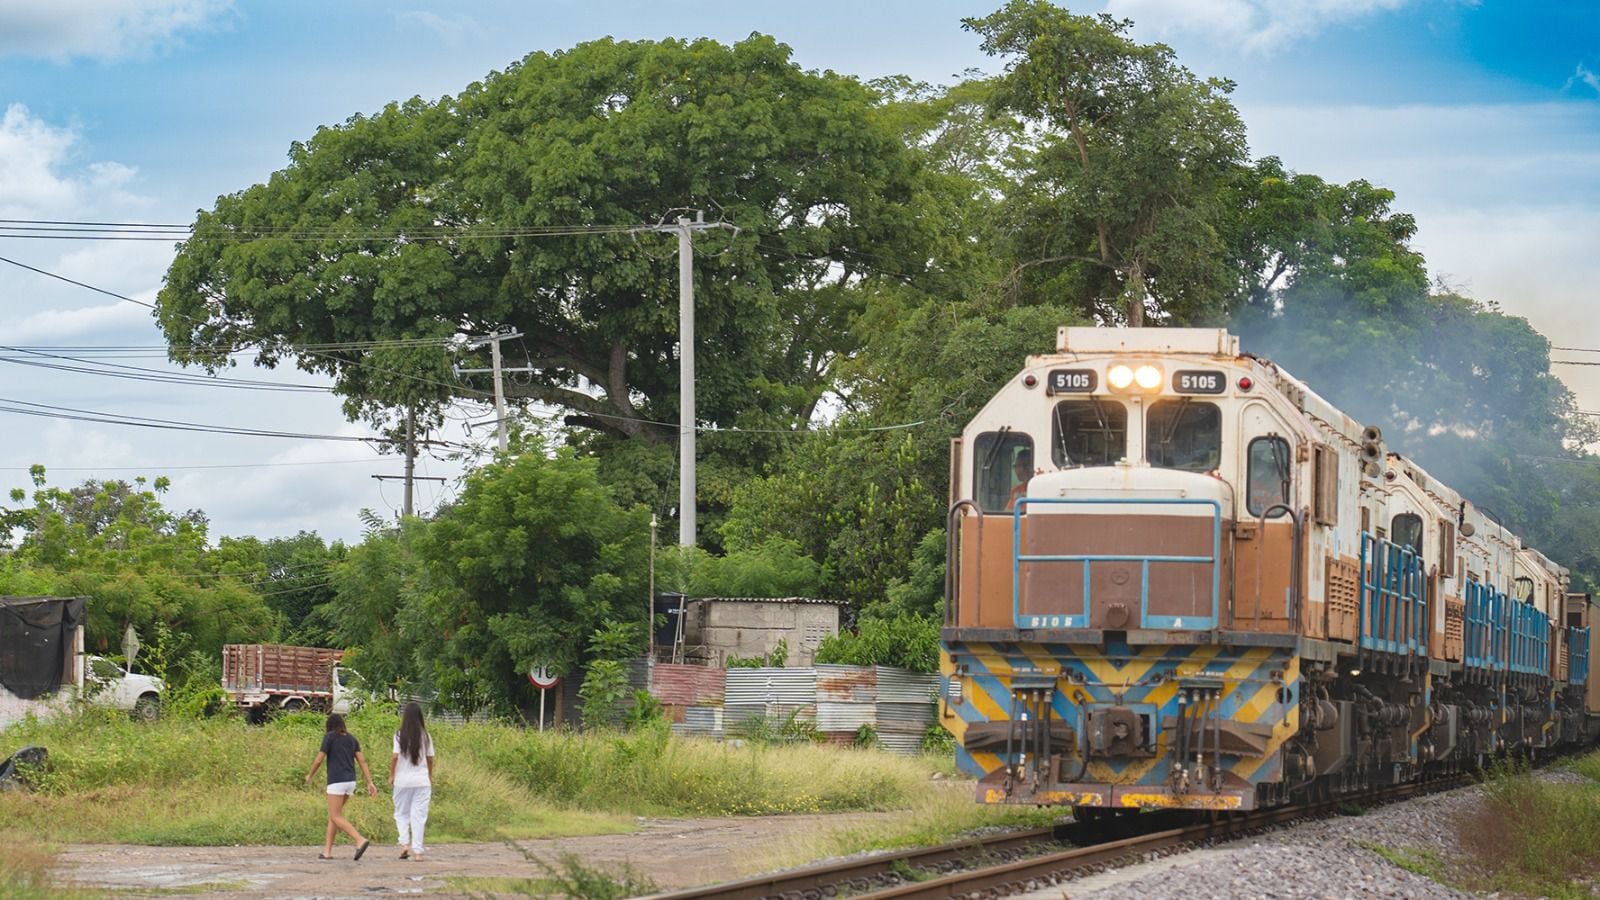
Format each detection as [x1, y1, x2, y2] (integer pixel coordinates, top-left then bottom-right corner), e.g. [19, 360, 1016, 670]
[0, 347, 333, 393]
[0, 252, 494, 402]
[0, 459, 376, 472]
[0, 218, 649, 242]
[0, 395, 462, 447]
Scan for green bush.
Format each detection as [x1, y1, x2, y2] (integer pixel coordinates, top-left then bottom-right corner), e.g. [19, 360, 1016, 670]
[815, 613, 939, 672]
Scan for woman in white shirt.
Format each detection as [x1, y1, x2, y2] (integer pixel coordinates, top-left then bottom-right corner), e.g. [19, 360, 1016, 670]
[388, 702, 435, 860]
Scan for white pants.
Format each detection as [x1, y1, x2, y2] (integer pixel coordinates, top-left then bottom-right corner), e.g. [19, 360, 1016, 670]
[392, 784, 432, 854]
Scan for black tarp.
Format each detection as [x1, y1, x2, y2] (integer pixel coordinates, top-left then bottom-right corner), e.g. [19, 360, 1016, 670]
[0, 596, 86, 700]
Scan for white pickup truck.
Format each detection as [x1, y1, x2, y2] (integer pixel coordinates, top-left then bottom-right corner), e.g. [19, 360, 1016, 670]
[85, 656, 164, 720]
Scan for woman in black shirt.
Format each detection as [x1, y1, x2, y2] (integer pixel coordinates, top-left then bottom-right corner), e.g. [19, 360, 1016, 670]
[303, 713, 377, 859]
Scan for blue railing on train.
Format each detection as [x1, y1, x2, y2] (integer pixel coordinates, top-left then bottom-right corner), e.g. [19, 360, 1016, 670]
[1571, 627, 1591, 685]
[1010, 497, 1221, 631]
[1358, 534, 1427, 655]
[1464, 580, 1507, 670]
[1506, 600, 1550, 677]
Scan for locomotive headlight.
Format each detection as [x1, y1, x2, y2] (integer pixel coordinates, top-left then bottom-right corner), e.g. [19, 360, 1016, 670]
[1134, 365, 1163, 390]
[1107, 364, 1136, 389]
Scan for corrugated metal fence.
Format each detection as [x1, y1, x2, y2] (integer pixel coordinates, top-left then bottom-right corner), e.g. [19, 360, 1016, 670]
[651, 662, 937, 755]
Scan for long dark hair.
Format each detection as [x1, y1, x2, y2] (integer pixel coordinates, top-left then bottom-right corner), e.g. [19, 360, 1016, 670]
[398, 702, 428, 765]
[325, 713, 347, 735]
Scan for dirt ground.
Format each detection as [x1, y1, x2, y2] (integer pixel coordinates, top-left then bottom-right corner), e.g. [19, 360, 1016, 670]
[52, 812, 899, 898]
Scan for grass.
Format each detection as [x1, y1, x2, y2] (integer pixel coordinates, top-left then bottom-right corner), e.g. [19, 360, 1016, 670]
[0, 832, 89, 900]
[1452, 757, 1600, 898]
[446, 850, 659, 900]
[0, 706, 956, 847]
[1359, 841, 1447, 882]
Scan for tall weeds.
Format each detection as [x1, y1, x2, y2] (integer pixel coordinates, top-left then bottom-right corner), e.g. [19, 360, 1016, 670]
[1458, 757, 1600, 898]
[0, 708, 942, 845]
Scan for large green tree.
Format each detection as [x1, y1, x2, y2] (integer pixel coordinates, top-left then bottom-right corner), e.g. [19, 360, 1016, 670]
[965, 1, 1248, 324]
[157, 35, 932, 455]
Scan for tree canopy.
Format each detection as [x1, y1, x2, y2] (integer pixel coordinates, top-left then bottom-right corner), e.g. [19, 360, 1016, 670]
[157, 34, 934, 450]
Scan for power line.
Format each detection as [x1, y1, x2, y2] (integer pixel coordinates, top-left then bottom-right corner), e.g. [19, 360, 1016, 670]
[0, 396, 461, 447]
[0, 459, 377, 472]
[0, 252, 494, 402]
[0, 218, 649, 242]
[0, 346, 333, 393]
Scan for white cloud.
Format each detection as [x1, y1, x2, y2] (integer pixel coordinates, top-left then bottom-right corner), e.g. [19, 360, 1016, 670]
[1107, 0, 1410, 54]
[0, 0, 233, 62]
[0, 301, 152, 344]
[393, 10, 485, 48]
[0, 103, 149, 218]
[1570, 63, 1600, 97]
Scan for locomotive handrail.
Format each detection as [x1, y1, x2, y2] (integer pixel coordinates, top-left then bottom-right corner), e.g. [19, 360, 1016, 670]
[1010, 497, 1221, 631]
[945, 500, 986, 628]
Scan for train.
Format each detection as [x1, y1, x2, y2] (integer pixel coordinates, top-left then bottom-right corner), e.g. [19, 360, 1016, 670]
[937, 326, 1600, 814]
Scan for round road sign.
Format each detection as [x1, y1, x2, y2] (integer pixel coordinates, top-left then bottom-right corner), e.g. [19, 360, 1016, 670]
[527, 665, 559, 689]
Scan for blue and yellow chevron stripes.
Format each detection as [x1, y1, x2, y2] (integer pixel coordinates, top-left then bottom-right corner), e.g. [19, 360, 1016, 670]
[941, 640, 1299, 804]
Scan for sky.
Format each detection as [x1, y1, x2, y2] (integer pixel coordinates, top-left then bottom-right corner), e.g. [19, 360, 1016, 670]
[0, 0, 1596, 544]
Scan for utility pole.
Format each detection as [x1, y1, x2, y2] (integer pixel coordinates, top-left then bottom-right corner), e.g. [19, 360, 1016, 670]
[402, 407, 416, 517]
[640, 210, 736, 547]
[371, 407, 445, 517]
[456, 331, 527, 453]
[677, 217, 696, 547]
[648, 512, 658, 663]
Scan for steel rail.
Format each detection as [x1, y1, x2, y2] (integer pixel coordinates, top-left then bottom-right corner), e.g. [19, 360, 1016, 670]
[639, 825, 1067, 900]
[861, 775, 1470, 900]
[645, 772, 1473, 900]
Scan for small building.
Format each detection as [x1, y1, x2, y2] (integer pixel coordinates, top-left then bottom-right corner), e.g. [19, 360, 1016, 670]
[669, 597, 840, 667]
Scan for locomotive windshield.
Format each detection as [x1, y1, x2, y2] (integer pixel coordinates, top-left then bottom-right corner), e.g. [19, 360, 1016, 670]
[1051, 400, 1127, 468]
[1391, 513, 1423, 555]
[1246, 436, 1291, 517]
[973, 430, 1034, 513]
[1147, 400, 1221, 472]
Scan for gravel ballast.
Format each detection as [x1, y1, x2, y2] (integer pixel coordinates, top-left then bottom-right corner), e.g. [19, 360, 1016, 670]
[1014, 771, 1587, 900]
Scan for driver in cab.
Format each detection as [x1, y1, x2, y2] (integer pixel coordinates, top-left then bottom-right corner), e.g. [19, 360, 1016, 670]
[1006, 451, 1034, 511]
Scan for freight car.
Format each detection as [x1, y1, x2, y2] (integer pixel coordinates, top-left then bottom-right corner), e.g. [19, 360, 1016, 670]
[939, 327, 1600, 814]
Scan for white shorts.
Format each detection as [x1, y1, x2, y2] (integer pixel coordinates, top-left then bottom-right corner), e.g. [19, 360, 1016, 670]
[326, 781, 356, 795]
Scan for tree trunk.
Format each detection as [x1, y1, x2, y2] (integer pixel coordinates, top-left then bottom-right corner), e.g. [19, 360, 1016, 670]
[1125, 261, 1146, 327]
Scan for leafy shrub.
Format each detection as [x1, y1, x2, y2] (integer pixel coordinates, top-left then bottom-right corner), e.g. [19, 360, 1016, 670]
[657, 540, 822, 598]
[854, 724, 881, 749]
[622, 690, 664, 730]
[815, 613, 939, 672]
[921, 722, 955, 754]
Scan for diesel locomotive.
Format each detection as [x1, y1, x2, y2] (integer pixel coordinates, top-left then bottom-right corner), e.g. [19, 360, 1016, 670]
[939, 327, 1600, 813]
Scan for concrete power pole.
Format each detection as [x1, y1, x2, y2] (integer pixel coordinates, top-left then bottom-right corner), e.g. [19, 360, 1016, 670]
[403, 406, 416, 517]
[457, 331, 526, 454]
[371, 408, 444, 517]
[676, 217, 696, 547]
[642, 211, 736, 547]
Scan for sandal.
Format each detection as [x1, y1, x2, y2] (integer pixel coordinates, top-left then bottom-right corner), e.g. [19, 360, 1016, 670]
[399, 849, 410, 860]
[354, 840, 371, 861]
[317, 854, 334, 860]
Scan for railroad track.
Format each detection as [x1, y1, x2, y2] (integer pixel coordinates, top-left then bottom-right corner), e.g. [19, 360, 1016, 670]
[640, 823, 1070, 900]
[644, 773, 1472, 900]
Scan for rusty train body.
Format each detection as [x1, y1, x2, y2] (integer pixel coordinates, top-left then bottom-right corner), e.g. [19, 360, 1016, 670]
[939, 327, 1600, 813]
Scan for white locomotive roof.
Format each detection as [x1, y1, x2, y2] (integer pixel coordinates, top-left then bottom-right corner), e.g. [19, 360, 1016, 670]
[1056, 326, 1239, 356]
